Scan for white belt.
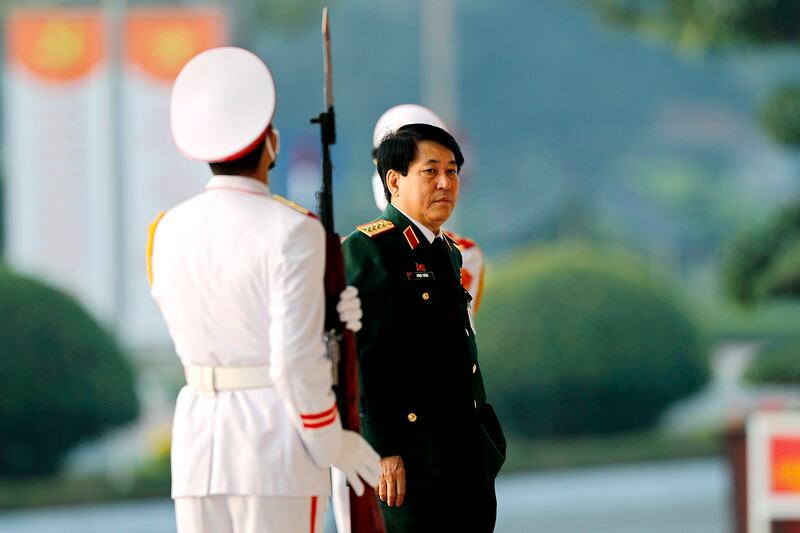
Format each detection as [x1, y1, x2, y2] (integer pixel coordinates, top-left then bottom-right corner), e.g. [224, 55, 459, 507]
[184, 365, 272, 397]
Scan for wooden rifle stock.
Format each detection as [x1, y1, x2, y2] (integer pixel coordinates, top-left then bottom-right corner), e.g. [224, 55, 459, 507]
[312, 7, 386, 533]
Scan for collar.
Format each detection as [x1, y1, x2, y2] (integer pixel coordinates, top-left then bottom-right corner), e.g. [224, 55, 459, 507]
[389, 204, 440, 244]
[205, 175, 270, 196]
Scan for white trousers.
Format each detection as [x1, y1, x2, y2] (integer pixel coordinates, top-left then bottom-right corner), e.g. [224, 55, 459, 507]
[175, 495, 327, 533]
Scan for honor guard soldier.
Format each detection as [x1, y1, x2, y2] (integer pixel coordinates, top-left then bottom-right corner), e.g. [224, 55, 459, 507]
[332, 105, 490, 533]
[148, 47, 379, 533]
[341, 123, 506, 532]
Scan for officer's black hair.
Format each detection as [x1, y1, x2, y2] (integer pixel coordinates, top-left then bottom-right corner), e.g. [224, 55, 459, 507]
[376, 123, 464, 203]
[209, 136, 267, 176]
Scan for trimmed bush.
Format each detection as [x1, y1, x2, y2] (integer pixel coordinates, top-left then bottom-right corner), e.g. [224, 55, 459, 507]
[722, 199, 800, 304]
[745, 340, 800, 386]
[0, 267, 139, 477]
[477, 244, 707, 439]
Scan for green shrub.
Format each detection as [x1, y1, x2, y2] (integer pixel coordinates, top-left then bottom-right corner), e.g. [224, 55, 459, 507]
[745, 340, 800, 385]
[722, 199, 800, 304]
[477, 244, 707, 439]
[760, 84, 800, 147]
[0, 267, 139, 477]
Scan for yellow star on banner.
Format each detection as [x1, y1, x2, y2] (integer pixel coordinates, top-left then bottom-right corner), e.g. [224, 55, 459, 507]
[151, 27, 194, 76]
[33, 21, 86, 72]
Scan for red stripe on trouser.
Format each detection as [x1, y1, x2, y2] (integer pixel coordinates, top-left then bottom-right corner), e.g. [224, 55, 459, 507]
[310, 496, 317, 533]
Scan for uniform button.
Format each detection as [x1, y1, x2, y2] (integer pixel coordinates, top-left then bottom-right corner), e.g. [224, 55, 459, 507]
[474, 401, 477, 408]
[422, 292, 430, 301]
[407, 412, 418, 422]
[472, 364, 477, 374]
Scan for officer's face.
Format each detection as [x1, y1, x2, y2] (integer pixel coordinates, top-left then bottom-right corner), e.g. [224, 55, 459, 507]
[389, 140, 459, 233]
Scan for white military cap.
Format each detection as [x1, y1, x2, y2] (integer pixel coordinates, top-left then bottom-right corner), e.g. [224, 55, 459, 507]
[171, 46, 277, 163]
[371, 104, 450, 210]
[371, 104, 449, 148]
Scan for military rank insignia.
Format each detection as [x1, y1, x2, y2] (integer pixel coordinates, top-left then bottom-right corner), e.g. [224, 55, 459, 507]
[356, 219, 395, 237]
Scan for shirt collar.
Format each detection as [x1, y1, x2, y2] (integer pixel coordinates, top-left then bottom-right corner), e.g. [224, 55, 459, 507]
[205, 175, 270, 196]
[391, 205, 440, 244]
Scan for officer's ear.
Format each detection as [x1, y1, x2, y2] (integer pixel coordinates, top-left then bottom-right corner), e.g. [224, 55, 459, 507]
[386, 169, 401, 199]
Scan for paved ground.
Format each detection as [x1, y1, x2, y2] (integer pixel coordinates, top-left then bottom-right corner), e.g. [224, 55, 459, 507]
[0, 457, 731, 533]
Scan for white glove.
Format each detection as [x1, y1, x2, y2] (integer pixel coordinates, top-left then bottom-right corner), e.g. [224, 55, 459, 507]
[337, 286, 363, 333]
[332, 430, 380, 496]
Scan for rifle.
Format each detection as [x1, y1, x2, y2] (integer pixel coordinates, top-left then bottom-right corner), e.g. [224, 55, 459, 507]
[311, 8, 386, 533]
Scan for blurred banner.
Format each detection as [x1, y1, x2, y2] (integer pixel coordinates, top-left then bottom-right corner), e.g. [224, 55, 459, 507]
[4, 9, 115, 321]
[120, 7, 226, 348]
[4, 7, 227, 350]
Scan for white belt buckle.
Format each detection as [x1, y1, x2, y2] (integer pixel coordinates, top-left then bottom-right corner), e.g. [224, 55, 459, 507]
[201, 366, 216, 398]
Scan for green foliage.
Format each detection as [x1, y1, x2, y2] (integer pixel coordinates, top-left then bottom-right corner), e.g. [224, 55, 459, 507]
[477, 244, 707, 439]
[745, 339, 800, 385]
[583, 0, 800, 49]
[0, 267, 139, 477]
[760, 84, 800, 146]
[251, 0, 327, 28]
[723, 199, 800, 303]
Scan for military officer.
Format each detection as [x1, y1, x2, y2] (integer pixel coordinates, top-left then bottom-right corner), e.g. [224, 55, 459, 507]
[370, 105, 486, 311]
[341, 123, 506, 532]
[332, 105, 489, 533]
[148, 47, 380, 533]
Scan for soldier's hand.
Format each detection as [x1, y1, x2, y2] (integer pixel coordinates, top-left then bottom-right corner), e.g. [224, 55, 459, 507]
[332, 430, 380, 496]
[378, 455, 406, 507]
[337, 286, 363, 332]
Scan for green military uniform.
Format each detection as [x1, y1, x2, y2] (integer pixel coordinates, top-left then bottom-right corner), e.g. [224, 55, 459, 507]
[343, 204, 506, 532]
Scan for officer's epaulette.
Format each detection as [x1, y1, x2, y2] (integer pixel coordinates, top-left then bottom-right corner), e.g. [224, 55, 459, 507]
[356, 219, 395, 237]
[272, 194, 318, 219]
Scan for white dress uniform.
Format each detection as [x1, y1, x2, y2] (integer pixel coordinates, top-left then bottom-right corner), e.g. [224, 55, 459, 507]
[151, 175, 341, 497]
[155, 47, 379, 533]
[150, 176, 340, 531]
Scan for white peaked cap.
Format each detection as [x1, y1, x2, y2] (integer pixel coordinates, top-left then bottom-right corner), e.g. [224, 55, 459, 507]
[171, 47, 277, 163]
[371, 104, 449, 148]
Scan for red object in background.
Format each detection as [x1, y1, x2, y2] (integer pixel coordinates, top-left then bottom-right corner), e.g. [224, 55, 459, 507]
[771, 437, 800, 494]
[725, 423, 800, 533]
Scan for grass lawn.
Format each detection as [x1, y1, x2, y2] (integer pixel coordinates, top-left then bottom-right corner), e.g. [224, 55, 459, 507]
[503, 429, 723, 473]
[0, 429, 724, 509]
[0, 470, 168, 510]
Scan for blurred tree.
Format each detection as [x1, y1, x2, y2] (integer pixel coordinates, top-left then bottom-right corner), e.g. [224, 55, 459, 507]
[723, 199, 800, 303]
[225, 0, 328, 44]
[478, 243, 707, 439]
[0, 267, 139, 477]
[583, 0, 800, 49]
[582, 1, 800, 299]
[745, 339, 800, 385]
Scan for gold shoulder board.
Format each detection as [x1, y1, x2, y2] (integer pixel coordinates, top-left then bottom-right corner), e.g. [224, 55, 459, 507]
[146, 211, 167, 287]
[356, 219, 395, 237]
[272, 194, 318, 219]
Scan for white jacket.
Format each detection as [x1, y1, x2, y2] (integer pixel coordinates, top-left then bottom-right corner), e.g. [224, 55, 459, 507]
[149, 175, 341, 498]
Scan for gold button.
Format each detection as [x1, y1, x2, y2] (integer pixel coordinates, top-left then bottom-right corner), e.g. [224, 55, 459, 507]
[472, 364, 477, 374]
[422, 292, 430, 301]
[407, 412, 418, 422]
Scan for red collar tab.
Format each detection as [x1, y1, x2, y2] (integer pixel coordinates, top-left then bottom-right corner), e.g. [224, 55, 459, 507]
[403, 225, 420, 250]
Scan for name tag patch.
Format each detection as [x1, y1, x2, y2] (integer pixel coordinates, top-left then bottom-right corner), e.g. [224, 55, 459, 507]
[407, 271, 435, 281]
